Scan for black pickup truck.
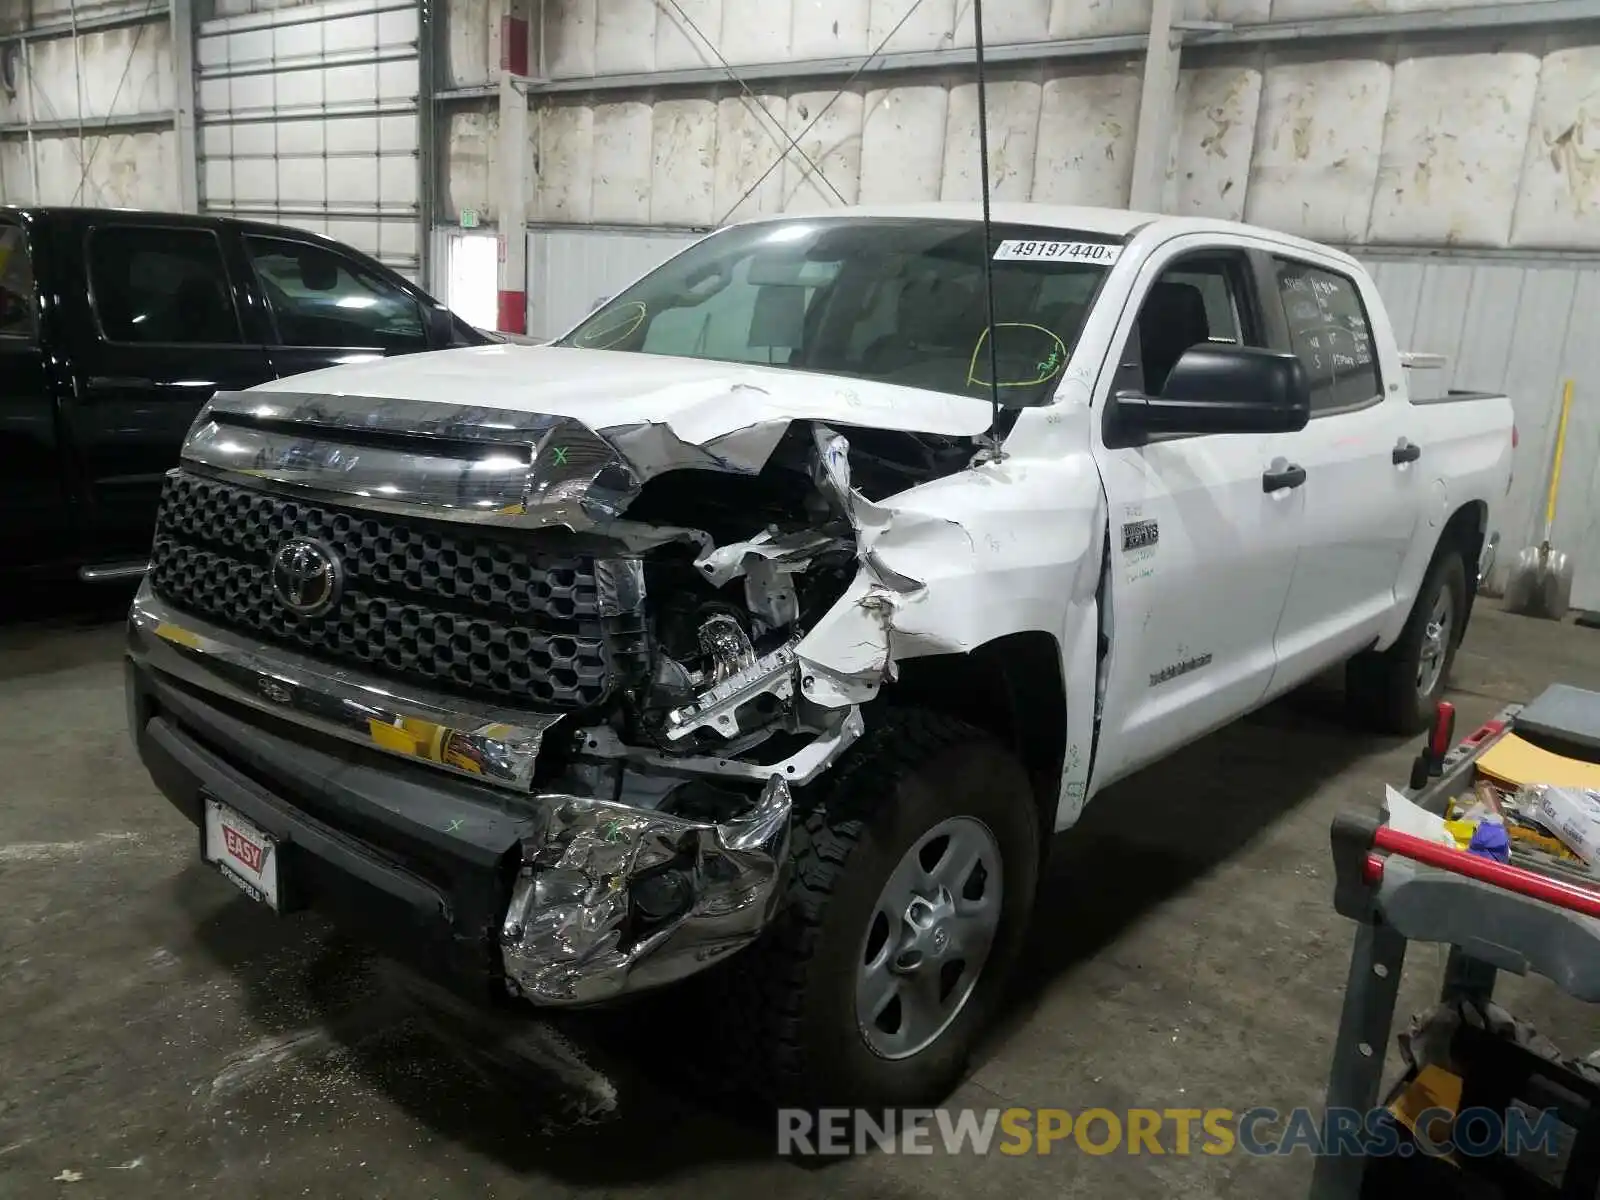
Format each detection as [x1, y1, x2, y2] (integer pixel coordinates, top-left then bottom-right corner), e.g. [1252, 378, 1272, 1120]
[0, 206, 493, 582]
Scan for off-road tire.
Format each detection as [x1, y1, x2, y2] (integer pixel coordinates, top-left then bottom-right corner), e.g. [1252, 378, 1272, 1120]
[1346, 548, 1468, 735]
[710, 708, 1040, 1110]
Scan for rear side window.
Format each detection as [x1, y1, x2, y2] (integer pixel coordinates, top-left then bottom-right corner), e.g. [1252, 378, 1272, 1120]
[0, 223, 37, 339]
[1272, 257, 1381, 413]
[245, 236, 427, 352]
[88, 227, 244, 345]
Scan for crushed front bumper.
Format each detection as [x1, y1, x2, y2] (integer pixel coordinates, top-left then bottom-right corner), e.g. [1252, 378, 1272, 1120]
[126, 589, 793, 1005]
[500, 778, 790, 1004]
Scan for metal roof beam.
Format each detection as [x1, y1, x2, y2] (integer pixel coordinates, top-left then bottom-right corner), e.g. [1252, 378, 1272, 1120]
[426, 0, 1600, 104]
[1182, 0, 1600, 46]
[0, 110, 178, 136]
[0, 7, 168, 45]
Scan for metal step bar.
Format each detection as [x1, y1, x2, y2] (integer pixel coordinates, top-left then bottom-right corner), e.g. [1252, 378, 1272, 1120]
[78, 562, 150, 583]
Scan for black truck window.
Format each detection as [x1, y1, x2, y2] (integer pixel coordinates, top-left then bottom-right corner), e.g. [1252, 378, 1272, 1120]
[87, 226, 245, 346]
[0, 223, 37, 340]
[245, 236, 426, 352]
[1272, 256, 1382, 414]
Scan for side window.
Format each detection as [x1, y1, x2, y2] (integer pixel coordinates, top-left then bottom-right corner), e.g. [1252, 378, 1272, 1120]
[0, 223, 37, 340]
[1165, 269, 1242, 344]
[88, 227, 243, 345]
[246, 236, 427, 352]
[1120, 254, 1257, 396]
[1272, 257, 1381, 413]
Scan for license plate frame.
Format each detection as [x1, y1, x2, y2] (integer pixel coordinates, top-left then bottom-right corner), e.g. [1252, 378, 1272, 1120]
[202, 796, 281, 912]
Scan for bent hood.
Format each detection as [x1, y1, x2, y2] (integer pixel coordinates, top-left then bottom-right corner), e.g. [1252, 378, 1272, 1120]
[249, 344, 995, 450]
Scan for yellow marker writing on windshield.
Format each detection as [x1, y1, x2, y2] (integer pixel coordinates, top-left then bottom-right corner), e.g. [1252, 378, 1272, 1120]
[967, 323, 1070, 389]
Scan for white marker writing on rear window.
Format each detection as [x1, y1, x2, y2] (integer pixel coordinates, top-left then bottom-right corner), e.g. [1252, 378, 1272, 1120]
[994, 240, 1121, 264]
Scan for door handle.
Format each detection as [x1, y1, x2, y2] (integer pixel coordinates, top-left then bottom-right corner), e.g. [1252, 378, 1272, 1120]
[1263, 464, 1307, 492]
[1392, 440, 1421, 465]
[85, 375, 157, 392]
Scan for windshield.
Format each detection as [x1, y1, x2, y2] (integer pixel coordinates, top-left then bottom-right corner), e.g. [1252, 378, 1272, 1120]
[555, 218, 1119, 407]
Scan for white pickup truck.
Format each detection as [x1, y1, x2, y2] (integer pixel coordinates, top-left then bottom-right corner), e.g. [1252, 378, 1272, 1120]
[125, 202, 1513, 1108]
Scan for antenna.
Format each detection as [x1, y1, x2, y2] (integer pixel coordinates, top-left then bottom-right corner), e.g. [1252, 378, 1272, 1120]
[971, 0, 1004, 453]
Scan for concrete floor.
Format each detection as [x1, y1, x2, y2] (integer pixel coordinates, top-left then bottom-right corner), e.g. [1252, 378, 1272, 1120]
[3, 590, 1599, 1199]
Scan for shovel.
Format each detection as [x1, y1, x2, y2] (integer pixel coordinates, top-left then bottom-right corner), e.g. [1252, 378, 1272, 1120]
[1504, 379, 1576, 619]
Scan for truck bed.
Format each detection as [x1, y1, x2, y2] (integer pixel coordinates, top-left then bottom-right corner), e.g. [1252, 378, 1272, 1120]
[1410, 388, 1509, 407]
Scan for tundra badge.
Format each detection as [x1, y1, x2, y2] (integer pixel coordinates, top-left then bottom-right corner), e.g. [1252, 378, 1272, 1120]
[1122, 519, 1159, 552]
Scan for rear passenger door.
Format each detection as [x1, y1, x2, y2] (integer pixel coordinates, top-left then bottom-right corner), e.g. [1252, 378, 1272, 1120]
[243, 234, 433, 379]
[74, 223, 272, 559]
[1265, 254, 1423, 692]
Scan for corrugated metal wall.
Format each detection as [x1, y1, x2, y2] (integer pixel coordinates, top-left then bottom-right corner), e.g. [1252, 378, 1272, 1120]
[446, 7, 1600, 254]
[526, 224, 700, 340]
[524, 226, 1600, 603]
[1365, 255, 1600, 607]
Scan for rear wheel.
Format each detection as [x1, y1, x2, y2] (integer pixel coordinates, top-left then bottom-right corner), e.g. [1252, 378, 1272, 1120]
[1346, 548, 1467, 735]
[712, 709, 1040, 1109]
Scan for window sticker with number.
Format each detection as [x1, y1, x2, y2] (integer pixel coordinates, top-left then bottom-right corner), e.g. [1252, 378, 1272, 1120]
[994, 240, 1121, 265]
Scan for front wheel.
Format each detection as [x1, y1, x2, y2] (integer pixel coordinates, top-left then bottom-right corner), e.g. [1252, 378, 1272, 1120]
[1347, 548, 1467, 735]
[712, 709, 1041, 1109]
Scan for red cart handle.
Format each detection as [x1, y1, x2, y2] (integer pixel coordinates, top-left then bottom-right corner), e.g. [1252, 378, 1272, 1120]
[1364, 825, 1600, 919]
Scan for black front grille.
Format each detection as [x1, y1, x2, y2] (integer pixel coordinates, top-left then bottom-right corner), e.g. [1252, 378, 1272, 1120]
[148, 472, 612, 709]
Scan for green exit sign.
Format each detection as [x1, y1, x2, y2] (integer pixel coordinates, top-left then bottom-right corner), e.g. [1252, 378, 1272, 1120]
[459, 208, 480, 229]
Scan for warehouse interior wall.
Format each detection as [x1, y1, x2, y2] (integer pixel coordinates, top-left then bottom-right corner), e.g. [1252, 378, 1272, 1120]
[0, 1, 180, 209]
[3, 0, 1599, 603]
[438, 0, 1600, 599]
[441, 2, 1599, 250]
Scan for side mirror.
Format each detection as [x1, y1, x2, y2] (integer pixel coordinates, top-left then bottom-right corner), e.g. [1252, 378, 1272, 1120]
[427, 305, 455, 345]
[1112, 345, 1310, 437]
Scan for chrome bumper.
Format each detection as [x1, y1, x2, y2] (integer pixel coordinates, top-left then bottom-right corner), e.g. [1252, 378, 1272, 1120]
[128, 582, 796, 1003]
[127, 581, 561, 791]
[128, 582, 860, 792]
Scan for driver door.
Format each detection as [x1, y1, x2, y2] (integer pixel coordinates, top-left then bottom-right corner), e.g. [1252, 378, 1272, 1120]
[1088, 239, 1307, 790]
[244, 234, 433, 379]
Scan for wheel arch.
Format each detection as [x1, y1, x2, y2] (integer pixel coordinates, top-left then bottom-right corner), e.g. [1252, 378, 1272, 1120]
[1439, 500, 1488, 641]
[886, 631, 1067, 849]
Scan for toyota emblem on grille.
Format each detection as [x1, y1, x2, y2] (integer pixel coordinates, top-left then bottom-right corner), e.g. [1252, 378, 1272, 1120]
[271, 537, 342, 617]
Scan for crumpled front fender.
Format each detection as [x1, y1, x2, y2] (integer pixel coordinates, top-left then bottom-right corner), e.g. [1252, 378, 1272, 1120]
[795, 441, 1107, 709]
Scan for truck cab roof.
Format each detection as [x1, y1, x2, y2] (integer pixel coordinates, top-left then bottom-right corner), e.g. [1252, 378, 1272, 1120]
[727, 200, 1364, 270]
[0, 205, 379, 260]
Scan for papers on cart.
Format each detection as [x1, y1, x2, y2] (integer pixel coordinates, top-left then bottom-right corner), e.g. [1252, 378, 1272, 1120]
[1521, 784, 1600, 873]
[1383, 785, 1459, 847]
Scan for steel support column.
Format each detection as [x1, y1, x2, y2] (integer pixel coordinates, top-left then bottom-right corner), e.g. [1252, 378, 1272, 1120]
[418, 0, 440, 291]
[495, 65, 529, 332]
[493, 0, 534, 332]
[22, 36, 42, 203]
[1129, 0, 1180, 212]
[171, 0, 199, 212]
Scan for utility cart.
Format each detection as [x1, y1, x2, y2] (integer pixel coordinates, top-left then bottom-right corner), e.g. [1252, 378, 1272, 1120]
[1312, 686, 1600, 1200]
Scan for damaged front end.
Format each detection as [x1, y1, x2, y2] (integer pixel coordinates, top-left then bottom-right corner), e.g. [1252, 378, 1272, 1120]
[142, 388, 983, 1004]
[499, 773, 792, 1004]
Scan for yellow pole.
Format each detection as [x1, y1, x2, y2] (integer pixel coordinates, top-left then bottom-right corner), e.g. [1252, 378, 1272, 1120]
[1544, 379, 1574, 547]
